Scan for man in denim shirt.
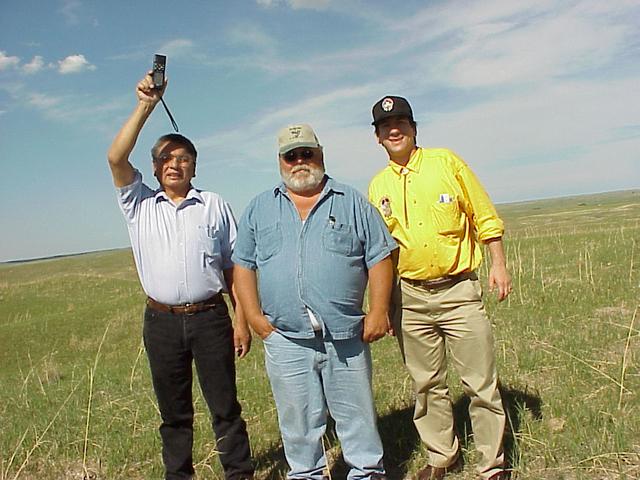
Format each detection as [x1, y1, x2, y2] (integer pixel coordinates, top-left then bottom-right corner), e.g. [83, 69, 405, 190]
[233, 124, 397, 480]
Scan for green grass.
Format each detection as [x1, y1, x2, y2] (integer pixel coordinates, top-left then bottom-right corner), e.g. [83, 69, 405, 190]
[1, 190, 639, 479]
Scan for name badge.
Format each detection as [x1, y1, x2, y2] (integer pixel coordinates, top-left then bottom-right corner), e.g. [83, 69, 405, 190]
[439, 193, 452, 204]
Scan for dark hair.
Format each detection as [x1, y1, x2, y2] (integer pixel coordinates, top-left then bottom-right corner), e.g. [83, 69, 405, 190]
[151, 133, 198, 161]
[374, 116, 417, 137]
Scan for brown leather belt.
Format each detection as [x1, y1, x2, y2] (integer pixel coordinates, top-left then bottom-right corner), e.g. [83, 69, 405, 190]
[402, 271, 475, 290]
[146, 292, 225, 315]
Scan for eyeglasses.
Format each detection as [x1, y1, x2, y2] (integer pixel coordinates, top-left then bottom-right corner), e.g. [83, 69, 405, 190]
[282, 148, 315, 162]
[154, 153, 194, 164]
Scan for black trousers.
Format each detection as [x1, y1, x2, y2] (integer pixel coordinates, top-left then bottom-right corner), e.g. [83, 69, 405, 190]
[143, 302, 253, 480]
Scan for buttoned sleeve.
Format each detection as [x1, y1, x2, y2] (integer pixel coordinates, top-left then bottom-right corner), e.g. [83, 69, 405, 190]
[115, 169, 154, 224]
[453, 153, 504, 242]
[231, 199, 258, 270]
[218, 199, 238, 270]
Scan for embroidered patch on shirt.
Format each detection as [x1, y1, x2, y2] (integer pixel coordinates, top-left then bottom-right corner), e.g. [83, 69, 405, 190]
[380, 196, 392, 217]
[439, 193, 452, 203]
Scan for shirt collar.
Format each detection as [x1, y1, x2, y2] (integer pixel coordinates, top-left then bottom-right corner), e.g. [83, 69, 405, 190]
[388, 147, 423, 175]
[154, 185, 203, 204]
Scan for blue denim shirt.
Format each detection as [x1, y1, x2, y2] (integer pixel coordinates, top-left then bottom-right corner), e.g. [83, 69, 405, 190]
[232, 176, 397, 340]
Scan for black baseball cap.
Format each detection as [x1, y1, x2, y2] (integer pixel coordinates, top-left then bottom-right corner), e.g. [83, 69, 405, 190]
[371, 96, 414, 125]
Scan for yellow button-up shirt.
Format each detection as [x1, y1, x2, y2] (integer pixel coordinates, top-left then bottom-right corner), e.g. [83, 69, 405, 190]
[368, 147, 504, 280]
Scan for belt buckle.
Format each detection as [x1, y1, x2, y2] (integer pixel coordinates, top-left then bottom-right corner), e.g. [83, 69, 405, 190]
[183, 302, 198, 315]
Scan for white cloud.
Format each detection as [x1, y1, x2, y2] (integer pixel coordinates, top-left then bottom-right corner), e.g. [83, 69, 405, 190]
[157, 38, 194, 57]
[431, 79, 639, 160]
[21, 88, 129, 134]
[393, 0, 556, 35]
[0, 51, 20, 70]
[255, 0, 329, 10]
[226, 23, 277, 54]
[195, 82, 385, 184]
[43, 96, 127, 122]
[413, 75, 640, 202]
[58, 54, 96, 74]
[36, 0, 632, 206]
[201, 0, 640, 197]
[108, 39, 195, 63]
[445, 6, 631, 88]
[27, 93, 61, 109]
[478, 136, 639, 202]
[242, 1, 629, 86]
[23, 56, 45, 74]
[299, 0, 637, 95]
[60, 0, 82, 25]
[288, 0, 330, 10]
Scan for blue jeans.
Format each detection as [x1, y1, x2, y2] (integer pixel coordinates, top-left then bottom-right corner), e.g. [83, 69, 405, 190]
[143, 303, 254, 480]
[263, 331, 385, 479]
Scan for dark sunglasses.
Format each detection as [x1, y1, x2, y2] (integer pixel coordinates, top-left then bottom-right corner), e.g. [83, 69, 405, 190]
[283, 148, 315, 162]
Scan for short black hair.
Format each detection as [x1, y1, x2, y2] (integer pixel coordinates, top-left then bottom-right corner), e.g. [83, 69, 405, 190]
[374, 117, 418, 137]
[151, 133, 197, 161]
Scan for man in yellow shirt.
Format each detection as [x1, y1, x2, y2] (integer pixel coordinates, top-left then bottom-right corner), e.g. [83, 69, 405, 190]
[368, 96, 512, 480]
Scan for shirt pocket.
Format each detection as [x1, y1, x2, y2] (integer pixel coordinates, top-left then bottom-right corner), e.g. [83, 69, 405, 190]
[322, 222, 354, 256]
[256, 222, 283, 262]
[431, 197, 464, 236]
[199, 225, 222, 268]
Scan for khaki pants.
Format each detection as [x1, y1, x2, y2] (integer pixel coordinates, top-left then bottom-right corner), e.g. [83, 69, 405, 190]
[392, 275, 505, 479]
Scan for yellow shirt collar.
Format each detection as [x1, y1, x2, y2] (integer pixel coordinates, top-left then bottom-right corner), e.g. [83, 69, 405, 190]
[388, 147, 423, 175]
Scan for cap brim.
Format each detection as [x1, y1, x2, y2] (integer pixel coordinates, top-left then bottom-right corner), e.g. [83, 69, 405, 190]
[372, 112, 414, 126]
[279, 142, 321, 155]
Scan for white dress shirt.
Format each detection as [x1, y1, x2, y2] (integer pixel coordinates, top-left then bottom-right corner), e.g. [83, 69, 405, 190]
[117, 170, 237, 305]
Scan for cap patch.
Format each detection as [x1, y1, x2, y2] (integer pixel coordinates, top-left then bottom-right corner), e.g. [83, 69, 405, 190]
[371, 95, 414, 125]
[277, 123, 322, 154]
[381, 98, 394, 112]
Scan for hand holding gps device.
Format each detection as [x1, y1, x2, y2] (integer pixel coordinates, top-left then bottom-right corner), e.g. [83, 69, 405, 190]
[151, 54, 179, 132]
[152, 54, 166, 89]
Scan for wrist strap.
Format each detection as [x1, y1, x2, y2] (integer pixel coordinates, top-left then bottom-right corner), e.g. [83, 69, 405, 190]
[159, 97, 179, 132]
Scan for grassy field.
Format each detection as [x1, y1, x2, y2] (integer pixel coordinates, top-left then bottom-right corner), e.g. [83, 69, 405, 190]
[1, 189, 638, 480]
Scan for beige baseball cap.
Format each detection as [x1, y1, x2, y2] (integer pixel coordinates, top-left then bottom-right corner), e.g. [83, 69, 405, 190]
[277, 124, 322, 154]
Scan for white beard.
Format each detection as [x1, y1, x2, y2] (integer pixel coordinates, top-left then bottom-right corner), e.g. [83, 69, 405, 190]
[281, 164, 325, 194]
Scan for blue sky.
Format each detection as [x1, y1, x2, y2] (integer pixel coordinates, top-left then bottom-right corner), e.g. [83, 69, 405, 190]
[1, 0, 639, 262]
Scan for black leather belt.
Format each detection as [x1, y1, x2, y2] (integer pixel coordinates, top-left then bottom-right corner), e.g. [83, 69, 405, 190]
[146, 292, 224, 315]
[401, 272, 475, 290]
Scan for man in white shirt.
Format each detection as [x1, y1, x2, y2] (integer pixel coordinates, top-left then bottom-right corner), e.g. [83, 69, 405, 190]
[107, 71, 253, 480]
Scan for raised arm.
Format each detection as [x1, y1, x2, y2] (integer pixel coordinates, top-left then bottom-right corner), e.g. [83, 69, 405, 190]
[107, 72, 166, 187]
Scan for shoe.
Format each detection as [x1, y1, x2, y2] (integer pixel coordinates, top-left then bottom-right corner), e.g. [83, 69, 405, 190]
[415, 457, 462, 480]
